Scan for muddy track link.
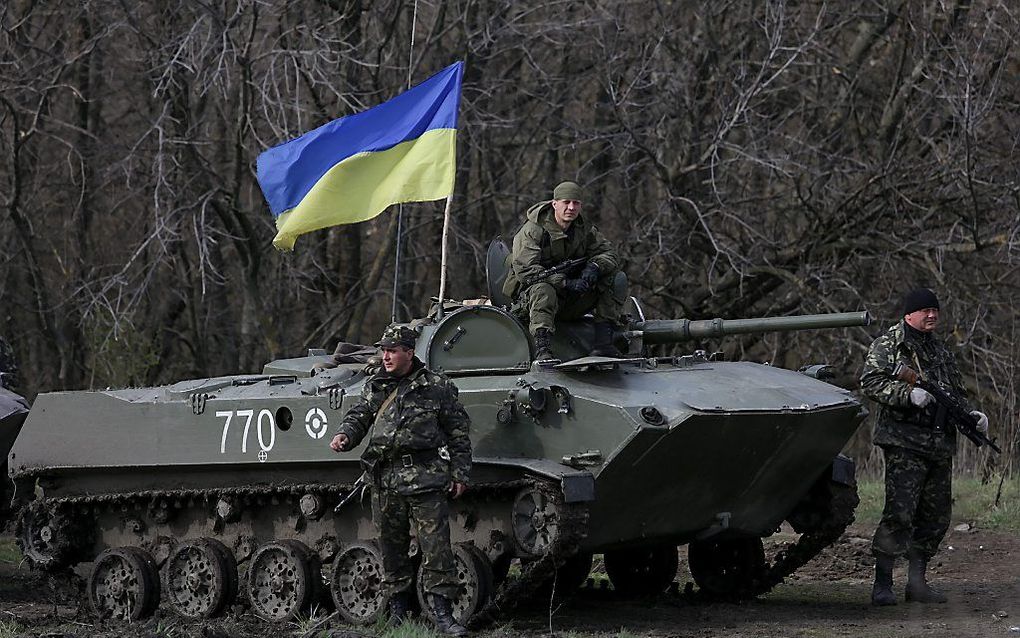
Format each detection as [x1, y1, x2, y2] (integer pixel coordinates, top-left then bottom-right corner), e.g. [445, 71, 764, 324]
[470, 480, 589, 628]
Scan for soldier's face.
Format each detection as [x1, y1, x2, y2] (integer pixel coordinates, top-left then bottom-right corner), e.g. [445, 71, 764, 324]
[904, 307, 939, 332]
[552, 199, 582, 227]
[381, 346, 415, 375]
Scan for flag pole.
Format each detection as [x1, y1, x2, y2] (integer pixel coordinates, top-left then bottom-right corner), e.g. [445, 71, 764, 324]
[390, 206, 404, 322]
[435, 194, 454, 320]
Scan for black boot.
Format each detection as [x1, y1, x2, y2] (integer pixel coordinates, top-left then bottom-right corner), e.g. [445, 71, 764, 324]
[905, 551, 947, 603]
[871, 554, 897, 606]
[386, 591, 412, 626]
[431, 594, 468, 636]
[590, 321, 623, 358]
[533, 328, 556, 363]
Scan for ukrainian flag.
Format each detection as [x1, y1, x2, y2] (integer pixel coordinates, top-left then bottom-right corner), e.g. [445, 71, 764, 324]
[257, 61, 463, 250]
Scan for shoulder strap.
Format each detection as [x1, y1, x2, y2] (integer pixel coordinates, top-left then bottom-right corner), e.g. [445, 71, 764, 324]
[373, 385, 401, 427]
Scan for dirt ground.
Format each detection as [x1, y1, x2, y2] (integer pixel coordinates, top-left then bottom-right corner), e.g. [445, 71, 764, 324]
[1, 523, 1018, 638]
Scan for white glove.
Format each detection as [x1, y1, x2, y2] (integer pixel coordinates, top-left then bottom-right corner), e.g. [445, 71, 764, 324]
[909, 387, 933, 408]
[970, 410, 989, 433]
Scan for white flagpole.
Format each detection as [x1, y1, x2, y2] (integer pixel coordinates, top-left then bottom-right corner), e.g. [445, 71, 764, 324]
[435, 194, 454, 319]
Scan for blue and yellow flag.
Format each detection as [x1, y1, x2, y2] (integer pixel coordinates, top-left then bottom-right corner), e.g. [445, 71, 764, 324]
[257, 61, 463, 250]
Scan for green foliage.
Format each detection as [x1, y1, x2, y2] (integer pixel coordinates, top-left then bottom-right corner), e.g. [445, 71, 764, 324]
[856, 477, 1020, 533]
[289, 605, 332, 635]
[0, 620, 23, 638]
[0, 538, 22, 565]
[150, 620, 181, 638]
[855, 478, 885, 525]
[950, 477, 1020, 534]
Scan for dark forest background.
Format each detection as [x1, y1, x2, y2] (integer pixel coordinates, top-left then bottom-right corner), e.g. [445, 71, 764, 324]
[1, 0, 1017, 477]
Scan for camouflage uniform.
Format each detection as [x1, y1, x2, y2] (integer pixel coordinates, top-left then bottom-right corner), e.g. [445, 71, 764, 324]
[502, 201, 623, 335]
[336, 329, 472, 600]
[0, 336, 18, 392]
[860, 320, 969, 559]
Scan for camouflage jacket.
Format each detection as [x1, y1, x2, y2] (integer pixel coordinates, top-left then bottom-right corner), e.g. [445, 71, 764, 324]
[860, 321, 971, 458]
[337, 358, 472, 495]
[502, 201, 619, 298]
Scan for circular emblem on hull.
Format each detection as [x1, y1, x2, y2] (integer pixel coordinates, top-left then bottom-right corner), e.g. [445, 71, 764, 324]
[305, 407, 328, 439]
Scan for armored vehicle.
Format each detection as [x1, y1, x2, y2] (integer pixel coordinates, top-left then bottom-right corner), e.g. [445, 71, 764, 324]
[1, 386, 29, 526]
[9, 268, 870, 625]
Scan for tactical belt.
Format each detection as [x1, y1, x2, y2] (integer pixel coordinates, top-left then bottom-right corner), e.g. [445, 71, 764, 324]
[380, 448, 443, 469]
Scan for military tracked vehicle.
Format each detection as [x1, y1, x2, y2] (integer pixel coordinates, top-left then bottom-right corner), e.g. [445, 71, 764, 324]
[1, 386, 30, 526]
[9, 253, 870, 626]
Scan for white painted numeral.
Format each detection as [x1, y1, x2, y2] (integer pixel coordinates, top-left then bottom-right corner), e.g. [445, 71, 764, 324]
[257, 409, 275, 452]
[217, 411, 233, 454]
[237, 409, 254, 454]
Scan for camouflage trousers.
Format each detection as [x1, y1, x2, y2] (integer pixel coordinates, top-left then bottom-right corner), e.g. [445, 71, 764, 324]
[872, 445, 953, 559]
[512, 276, 623, 335]
[372, 487, 459, 600]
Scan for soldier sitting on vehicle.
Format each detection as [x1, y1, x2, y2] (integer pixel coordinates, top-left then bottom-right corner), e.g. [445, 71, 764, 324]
[501, 181, 626, 362]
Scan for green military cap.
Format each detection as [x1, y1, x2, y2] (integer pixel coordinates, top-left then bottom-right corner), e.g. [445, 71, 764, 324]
[552, 181, 583, 201]
[375, 325, 417, 349]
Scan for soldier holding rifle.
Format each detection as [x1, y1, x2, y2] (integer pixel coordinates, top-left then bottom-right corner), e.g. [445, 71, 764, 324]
[502, 181, 626, 362]
[860, 288, 990, 607]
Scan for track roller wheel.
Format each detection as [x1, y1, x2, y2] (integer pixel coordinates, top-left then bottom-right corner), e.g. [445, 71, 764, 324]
[554, 551, 594, 593]
[511, 487, 562, 557]
[527, 550, 593, 600]
[163, 538, 238, 618]
[417, 543, 493, 626]
[605, 544, 678, 596]
[16, 500, 81, 571]
[331, 541, 385, 625]
[688, 536, 767, 598]
[88, 546, 161, 620]
[246, 539, 320, 622]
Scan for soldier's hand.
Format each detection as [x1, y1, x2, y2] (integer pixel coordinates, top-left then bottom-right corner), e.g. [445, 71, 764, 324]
[909, 387, 933, 408]
[580, 261, 600, 287]
[449, 481, 467, 499]
[970, 410, 989, 433]
[330, 433, 350, 452]
[564, 278, 590, 294]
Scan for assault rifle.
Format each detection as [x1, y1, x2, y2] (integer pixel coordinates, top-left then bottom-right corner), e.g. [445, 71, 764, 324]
[890, 363, 1001, 453]
[522, 257, 587, 287]
[334, 473, 369, 513]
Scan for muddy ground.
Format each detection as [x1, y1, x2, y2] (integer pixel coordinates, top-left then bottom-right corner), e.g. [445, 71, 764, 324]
[1, 523, 1018, 638]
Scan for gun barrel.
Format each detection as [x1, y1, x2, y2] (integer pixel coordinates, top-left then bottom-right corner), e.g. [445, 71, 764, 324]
[632, 311, 871, 345]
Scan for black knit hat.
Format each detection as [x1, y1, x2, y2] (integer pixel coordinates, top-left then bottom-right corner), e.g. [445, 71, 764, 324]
[902, 288, 940, 316]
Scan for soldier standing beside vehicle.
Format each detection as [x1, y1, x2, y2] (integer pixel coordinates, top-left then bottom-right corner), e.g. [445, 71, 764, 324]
[502, 181, 626, 361]
[860, 288, 989, 606]
[329, 325, 471, 636]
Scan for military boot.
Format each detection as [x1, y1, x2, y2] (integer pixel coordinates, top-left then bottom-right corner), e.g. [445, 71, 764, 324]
[386, 591, 412, 626]
[589, 321, 623, 358]
[871, 554, 897, 606]
[905, 551, 947, 603]
[534, 328, 555, 362]
[430, 594, 469, 636]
